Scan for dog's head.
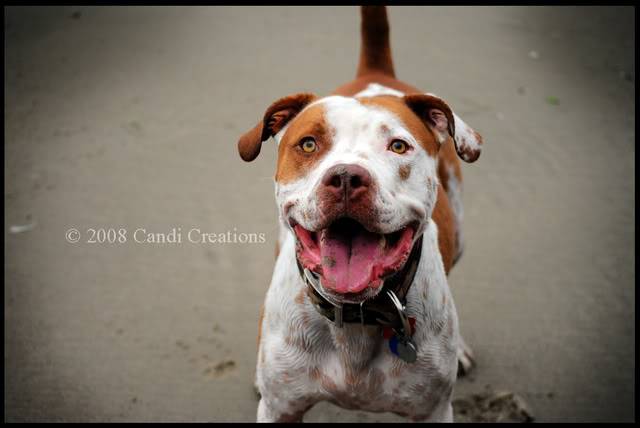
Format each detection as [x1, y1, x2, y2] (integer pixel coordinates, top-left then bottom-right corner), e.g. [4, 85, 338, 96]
[238, 93, 481, 303]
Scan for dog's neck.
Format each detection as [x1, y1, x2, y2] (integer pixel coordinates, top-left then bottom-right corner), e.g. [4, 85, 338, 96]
[297, 234, 423, 329]
[281, 219, 454, 367]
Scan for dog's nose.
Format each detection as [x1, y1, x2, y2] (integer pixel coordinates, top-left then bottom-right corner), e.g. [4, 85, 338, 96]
[321, 164, 372, 202]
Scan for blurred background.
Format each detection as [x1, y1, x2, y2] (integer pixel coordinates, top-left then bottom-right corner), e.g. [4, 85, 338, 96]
[4, 6, 634, 422]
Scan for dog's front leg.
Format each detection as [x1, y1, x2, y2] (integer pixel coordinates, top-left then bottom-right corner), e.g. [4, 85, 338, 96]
[256, 356, 317, 422]
[257, 395, 311, 423]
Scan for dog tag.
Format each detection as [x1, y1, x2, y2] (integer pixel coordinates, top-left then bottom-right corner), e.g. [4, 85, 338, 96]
[388, 334, 418, 363]
[396, 337, 418, 363]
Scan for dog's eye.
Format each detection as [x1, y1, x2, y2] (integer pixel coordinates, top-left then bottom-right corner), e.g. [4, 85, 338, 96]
[299, 137, 318, 153]
[389, 139, 409, 154]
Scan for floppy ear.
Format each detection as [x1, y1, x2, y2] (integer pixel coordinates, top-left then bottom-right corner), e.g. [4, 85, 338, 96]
[238, 93, 317, 162]
[403, 93, 482, 163]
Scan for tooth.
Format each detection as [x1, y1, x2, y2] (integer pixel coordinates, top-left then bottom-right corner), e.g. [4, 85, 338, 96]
[379, 235, 386, 249]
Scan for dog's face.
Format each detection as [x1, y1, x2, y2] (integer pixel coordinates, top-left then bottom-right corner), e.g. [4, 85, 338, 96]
[238, 92, 479, 304]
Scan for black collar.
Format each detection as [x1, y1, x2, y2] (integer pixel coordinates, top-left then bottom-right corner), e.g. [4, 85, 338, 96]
[296, 235, 423, 329]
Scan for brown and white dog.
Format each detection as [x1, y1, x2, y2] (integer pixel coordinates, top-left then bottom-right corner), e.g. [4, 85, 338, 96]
[238, 6, 483, 422]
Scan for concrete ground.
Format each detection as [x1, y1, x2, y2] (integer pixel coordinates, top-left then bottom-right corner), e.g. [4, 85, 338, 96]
[4, 6, 635, 422]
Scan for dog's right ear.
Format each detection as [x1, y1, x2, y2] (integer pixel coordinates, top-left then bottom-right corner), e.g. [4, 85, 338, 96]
[238, 93, 317, 162]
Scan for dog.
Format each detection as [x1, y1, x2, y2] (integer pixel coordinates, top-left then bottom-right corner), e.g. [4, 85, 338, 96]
[238, 6, 483, 422]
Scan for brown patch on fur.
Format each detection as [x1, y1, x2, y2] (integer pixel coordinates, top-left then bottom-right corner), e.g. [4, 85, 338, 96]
[320, 372, 338, 393]
[277, 398, 315, 422]
[295, 288, 306, 305]
[286, 333, 310, 353]
[431, 183, 457, 275]
[301, 312, 310, 328]
[437, 139, 463, 193]
[472, 130, 484, 146]
[404, 94, 455, 143]
[455, 129, 483, 163]
[309, 366, 322, 381]
[398, 164, 411, 181]
[359, 96, 440, 157]
[459, 144, 480, 163]
[275, 104, 333, 184]
[238, 93, 317, 162]
[345, 370, 359, 388]
[332, 73, 423, 98]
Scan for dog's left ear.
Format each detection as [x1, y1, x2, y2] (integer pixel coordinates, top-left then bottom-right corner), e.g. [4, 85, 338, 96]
[238, 93, 318, 162]
[404, 93, 482, 163]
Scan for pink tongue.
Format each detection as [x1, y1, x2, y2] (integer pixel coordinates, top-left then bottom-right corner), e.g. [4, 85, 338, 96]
[319, 227, 385, 294]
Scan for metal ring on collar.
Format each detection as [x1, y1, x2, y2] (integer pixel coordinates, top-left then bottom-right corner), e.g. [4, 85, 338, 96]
[386, 289, 412, 337]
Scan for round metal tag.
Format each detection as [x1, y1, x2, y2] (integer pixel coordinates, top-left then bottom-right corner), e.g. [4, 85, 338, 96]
[397, 339, 418, 363]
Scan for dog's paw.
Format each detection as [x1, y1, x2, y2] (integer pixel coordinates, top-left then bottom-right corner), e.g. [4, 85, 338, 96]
[457, 336, 476, 377]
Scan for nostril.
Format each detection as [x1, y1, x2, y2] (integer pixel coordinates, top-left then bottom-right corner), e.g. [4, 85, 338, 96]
[329, 175, 342, 189]
[350, 175, 363, 189]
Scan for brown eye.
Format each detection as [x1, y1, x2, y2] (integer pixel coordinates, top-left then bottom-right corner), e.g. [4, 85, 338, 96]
[300, 137, 317, 153]
[389, 139, 409, 154]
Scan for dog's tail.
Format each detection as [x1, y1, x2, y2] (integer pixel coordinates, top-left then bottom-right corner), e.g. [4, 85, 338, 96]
[356, 6, 395, 78]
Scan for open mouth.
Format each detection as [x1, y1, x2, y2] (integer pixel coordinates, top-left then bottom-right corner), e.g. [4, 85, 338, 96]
[293, 217, 417, 301]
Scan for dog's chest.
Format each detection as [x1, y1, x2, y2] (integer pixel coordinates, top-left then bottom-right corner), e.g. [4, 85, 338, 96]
[291, 322, 453, 415]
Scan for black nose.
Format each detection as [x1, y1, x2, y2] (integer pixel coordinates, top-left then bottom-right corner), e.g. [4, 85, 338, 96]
[321, 163, 372, 202]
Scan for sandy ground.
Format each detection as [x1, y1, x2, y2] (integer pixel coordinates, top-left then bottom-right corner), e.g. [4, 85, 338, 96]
[4, 6, 635, 422]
